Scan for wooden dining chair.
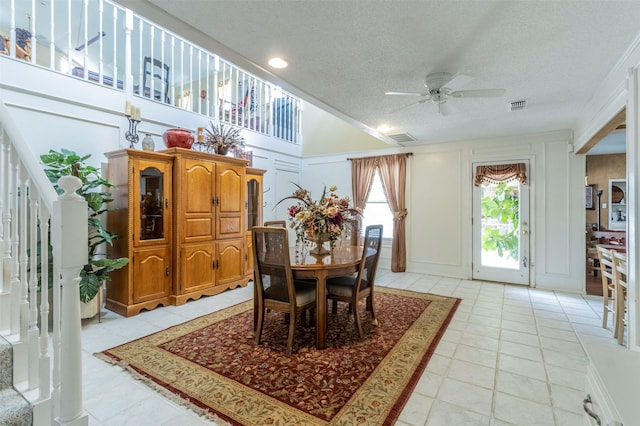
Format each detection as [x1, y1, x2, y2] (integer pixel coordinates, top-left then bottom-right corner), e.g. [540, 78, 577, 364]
[596, 245, 617, 331]
[343, 218, 361, 246]
[252, 226, 316, 354]
[326, 224, 383, 338]
[253, 219, 288, 329]
[264, 220, 287, 227]
[611, 250, 628, 346]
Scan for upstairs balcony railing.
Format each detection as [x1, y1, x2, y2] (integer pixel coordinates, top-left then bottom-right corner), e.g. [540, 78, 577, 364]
[0, 0, 301, 144]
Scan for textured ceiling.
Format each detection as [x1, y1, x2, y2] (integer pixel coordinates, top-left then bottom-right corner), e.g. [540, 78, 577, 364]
[120, 0, 640, 151]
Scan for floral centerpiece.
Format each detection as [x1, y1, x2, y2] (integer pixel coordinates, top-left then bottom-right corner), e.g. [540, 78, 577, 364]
[277, 183, 361, 254]
[194, 120, 245, 155]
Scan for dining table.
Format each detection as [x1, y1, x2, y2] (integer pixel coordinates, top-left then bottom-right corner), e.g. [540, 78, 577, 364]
[289, 245, 366, 349]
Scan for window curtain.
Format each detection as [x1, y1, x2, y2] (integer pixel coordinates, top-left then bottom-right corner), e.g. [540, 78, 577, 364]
[377, 154, 408, 272]
[350, 157, 378, 210]
[474, 163, 528, 186]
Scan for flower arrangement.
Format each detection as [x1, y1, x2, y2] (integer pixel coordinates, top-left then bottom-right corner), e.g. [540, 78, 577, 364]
[277, 183, 361, 249]
[194, 120, 245, 155]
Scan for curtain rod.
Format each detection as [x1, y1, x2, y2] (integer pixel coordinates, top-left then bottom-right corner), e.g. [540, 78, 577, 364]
[347, 152, 413, 161]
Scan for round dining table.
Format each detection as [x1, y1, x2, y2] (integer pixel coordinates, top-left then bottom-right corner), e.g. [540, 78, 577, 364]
[289, 245, 364, 349]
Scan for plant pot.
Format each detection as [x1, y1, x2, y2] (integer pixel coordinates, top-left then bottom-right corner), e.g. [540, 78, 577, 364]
[216, 146, 229, 155]
[80, 286, 105, 319]
[163, 128, 194, 149]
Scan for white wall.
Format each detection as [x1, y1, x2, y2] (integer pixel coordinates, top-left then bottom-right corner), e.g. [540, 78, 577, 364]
[300, 130, 586, 293]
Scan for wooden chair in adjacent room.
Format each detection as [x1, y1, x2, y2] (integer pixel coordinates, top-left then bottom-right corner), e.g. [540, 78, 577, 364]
[252, 226, 316, 354]
[596, 245, 617, 333]
[326, 224, 383, 338]
[612, 250, 628, 346]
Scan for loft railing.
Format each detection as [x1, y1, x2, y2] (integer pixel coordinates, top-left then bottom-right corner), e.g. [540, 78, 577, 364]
[0, 98, 88, 425]
[0, 0, 302, 143]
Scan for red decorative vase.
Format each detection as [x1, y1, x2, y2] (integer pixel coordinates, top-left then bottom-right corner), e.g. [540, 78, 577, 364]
[163, 128, 194, 149]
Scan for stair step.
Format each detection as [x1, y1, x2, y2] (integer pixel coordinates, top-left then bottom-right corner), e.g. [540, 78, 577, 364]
[0, 388, 32, 426]
[0, 335, 12, 388]
[0, 336, 32, 425]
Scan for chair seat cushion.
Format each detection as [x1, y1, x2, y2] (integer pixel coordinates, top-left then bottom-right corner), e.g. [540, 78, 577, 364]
[327, 276, 369, 298]
[265, 280, 316, 305]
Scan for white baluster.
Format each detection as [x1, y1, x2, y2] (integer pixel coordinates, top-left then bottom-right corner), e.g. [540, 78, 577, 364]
[39, 206, 51, 401]
[98, 0, 104, 85]
[19, 171, 29, 342]
[28, 184, 39, 390]
[10, 147, 20, 336]
[0, 132, 6, 294]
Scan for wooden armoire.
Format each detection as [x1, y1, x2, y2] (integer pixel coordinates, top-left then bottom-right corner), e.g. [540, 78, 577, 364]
[105, 148, 265, 316]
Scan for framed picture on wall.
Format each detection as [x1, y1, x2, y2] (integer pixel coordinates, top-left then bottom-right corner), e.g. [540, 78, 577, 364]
[585, 185, 595, 209]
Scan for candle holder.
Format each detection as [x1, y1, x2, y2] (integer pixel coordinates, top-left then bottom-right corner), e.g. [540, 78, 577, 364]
[125, 114, 141, 148]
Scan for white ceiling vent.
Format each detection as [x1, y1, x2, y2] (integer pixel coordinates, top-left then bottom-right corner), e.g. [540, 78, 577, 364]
[509, 99, 528, 112]
[387, 132, 417, 144]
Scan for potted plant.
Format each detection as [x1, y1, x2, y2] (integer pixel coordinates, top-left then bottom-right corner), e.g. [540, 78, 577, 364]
[194, 120, 245, 155]
[41, 149, 128, 317]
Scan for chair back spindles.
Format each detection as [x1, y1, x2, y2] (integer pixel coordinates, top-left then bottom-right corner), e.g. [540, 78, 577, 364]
[596, 245, 616, 331]
[612, 250, 628, 346]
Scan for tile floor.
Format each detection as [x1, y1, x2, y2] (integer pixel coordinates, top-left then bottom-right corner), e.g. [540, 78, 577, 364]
[80, 270, 620, 425]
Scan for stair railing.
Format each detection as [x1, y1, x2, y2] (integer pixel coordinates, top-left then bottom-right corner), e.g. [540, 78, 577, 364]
[0, 98, 88, 425]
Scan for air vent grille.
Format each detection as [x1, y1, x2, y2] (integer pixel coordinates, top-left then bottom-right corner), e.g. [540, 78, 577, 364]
[387, 132, 416, 143]
[509, 99, 527, 112]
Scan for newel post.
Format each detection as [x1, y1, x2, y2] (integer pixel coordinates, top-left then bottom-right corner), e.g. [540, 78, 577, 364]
[51, 176, 88, 426]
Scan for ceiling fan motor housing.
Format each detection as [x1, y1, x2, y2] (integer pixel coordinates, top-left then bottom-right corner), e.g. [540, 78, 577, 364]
[424, 72, 453, 91]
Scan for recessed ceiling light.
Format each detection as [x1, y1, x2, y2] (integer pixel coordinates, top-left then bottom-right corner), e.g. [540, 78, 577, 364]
[268, 57, 288, 69]
[377, 124, 391, 133]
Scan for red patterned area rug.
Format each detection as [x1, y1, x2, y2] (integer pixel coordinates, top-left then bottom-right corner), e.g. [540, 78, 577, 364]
[96, 287, 459, 425]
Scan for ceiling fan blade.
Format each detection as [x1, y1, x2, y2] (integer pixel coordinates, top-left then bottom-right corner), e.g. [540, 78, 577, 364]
[389, 98, 429, 114]
[442, 73, 474, 90]
[450, 89, 506, 98]
[385, 91, 430, 97]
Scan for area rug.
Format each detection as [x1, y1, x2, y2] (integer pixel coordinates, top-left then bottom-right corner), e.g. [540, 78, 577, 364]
[96, 287, 459, 425]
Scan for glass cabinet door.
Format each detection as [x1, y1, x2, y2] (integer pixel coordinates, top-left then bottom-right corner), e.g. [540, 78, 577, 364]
[247, 178, 261, 230]
[139, 167, 165, 241]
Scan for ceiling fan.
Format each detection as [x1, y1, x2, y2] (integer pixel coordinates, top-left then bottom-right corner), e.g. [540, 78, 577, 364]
[386, 72, 505, 115]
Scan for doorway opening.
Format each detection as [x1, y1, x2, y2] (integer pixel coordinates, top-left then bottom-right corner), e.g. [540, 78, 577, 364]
[579, 108, 627, 295]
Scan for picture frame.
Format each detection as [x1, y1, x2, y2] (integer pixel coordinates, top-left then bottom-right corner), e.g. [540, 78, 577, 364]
[585, 185, 595, 209]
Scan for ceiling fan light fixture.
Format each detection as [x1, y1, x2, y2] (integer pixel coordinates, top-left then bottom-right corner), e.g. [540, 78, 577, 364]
[438, 100, 453, 116]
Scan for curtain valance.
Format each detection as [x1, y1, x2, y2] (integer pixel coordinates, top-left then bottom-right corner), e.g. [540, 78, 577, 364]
[474, 163, 528, 186]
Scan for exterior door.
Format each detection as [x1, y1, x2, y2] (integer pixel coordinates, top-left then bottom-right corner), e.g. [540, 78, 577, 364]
[472, 162, 530, 285]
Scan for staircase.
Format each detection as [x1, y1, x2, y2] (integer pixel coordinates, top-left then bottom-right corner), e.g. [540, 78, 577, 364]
[0, 98, 89, 425]
[0, 336, 31, 425]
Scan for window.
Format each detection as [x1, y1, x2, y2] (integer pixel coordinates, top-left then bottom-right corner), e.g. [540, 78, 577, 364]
[362, 170, 394, 239]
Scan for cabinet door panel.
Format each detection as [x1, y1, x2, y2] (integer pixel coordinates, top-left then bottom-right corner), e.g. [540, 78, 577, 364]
[182, 159, 215, 241]
[216, 238, 244, 285]
[216, 164, 245, 239]
[180, 243, 215, 293]
[132, 246, 171, 303]
[219, 217, 242, 234]
[185, 218, 214, 239]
